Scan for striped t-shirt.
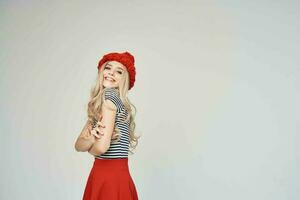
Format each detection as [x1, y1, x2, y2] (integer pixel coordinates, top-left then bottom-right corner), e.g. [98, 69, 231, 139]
[92, 87, 130, 159]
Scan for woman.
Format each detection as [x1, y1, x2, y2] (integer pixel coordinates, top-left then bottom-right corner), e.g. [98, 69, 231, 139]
[74, 51, 140, 200]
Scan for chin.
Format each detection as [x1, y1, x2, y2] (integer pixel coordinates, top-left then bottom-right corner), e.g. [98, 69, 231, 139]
[103, 84, 118, 89]
[103, 81, 118, 87]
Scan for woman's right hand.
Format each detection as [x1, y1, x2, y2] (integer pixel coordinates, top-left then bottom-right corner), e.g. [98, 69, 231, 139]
[94, 118, 118, 139]
[90, 126, 103, 141]
[81, 126, 96, 144]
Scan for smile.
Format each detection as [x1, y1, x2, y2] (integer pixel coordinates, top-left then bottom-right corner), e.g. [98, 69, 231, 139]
[105, 77, 115, 82]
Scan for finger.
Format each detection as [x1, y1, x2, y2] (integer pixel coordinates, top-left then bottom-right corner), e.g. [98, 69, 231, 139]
[97, 121, 106, 128]
[83, 134, 91, 140]
[113, 132, 117, 137]
[93, 134, 101, 139]
[95, 127, 104, 135]
[91, 131, 101, 138]
[94, 129, 103, 138]
[112, 132, 118, 138]
[82, 135, 88, 139]
[83, 131, 90, 138]
[98, 129, 105, 136]
[90, 130, 99, 137]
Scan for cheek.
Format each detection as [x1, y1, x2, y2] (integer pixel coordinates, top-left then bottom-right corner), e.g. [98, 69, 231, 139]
[116, 75, 124, 82]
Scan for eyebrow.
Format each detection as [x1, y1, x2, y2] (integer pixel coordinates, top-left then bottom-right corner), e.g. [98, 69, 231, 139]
[106, 63, 124, 71]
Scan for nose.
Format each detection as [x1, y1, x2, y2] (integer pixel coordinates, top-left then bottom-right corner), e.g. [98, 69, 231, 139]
[108, 70, 114, 76]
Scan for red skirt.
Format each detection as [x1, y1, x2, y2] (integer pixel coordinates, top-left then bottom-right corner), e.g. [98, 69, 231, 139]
[82, 158, 138, 200]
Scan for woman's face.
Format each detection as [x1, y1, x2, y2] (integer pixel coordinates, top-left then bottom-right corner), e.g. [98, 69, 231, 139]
[102, 61, 126, 89]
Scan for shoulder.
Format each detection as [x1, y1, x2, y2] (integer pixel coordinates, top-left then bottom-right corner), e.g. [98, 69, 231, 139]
[104, 87, 119, 101]
[103, 87, 121, 111]
[104, 87, 118, 96]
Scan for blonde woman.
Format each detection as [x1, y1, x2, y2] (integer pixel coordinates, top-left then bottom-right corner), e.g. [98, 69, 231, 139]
[74, 51, 140, 200]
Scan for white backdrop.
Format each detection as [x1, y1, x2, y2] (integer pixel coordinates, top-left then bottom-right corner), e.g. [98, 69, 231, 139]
[1, 0, 299, 199]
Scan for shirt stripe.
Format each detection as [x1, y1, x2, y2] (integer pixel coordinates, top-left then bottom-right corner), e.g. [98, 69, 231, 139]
[94, 87, 130, 159]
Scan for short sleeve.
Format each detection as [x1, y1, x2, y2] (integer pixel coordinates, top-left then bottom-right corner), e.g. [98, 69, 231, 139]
[104, 88, 121, 110]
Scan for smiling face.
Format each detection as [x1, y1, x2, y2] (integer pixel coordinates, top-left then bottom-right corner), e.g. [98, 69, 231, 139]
[102, 61, 127, 89]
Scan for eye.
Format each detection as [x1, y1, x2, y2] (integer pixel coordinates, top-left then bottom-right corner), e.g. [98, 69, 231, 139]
[117, 71, 123, 74]
[104, 66, 110, 70]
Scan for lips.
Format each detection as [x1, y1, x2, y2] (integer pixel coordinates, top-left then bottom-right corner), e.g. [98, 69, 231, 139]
[105, 76, 115, 82]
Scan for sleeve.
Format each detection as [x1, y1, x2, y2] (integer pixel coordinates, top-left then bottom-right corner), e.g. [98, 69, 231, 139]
[104, 88, 120, 110]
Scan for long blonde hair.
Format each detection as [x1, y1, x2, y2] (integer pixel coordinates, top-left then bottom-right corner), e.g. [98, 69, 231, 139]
[87, 61, 140, 154]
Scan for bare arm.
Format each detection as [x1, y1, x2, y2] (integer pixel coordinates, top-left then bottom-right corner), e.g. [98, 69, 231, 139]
[88, 99, 117, 155]
[74, 120, 95, 152]
[87, 119, 119, 156]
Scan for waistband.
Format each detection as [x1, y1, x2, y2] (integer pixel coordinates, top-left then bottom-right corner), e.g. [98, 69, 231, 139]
[93, 157, 129, 170]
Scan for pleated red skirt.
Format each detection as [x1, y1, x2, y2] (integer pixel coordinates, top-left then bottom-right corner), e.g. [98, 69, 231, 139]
[82, 157, 138, 200]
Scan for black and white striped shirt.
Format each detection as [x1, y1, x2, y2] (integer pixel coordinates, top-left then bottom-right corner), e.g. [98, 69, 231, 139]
[93, 87, 130, 159]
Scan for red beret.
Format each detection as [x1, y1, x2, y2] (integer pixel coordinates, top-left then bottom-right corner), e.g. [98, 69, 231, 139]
[97, 51, 136, 90]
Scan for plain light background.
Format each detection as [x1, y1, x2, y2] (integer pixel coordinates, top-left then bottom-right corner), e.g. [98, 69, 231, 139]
[1, 0, 299, 199]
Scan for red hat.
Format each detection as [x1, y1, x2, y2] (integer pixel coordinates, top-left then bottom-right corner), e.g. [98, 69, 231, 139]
[97, 51, 136, 90]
